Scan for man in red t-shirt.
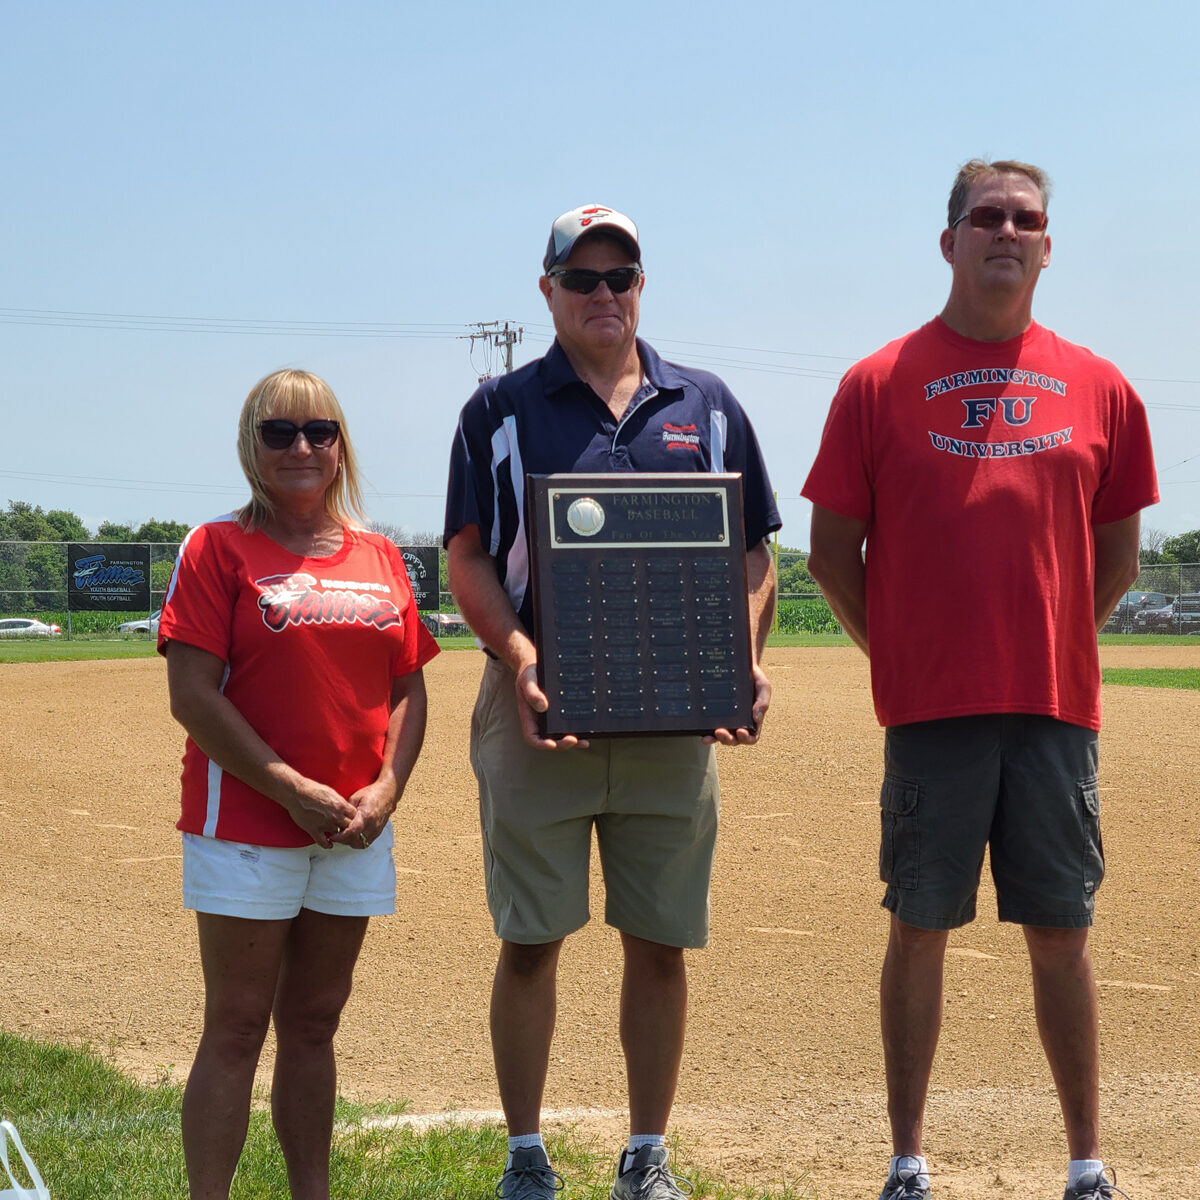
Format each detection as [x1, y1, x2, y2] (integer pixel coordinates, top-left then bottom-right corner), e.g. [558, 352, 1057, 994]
[802, 160, 1158, 1200]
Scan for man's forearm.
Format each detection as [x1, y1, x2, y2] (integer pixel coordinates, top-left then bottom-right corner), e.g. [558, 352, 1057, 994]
[746, 539, 776, 662]
[1093, 513, 1142, 632]
[808, 506, 870, 655]
[816, 569, 868, 654]
[446, 529, 536, 673]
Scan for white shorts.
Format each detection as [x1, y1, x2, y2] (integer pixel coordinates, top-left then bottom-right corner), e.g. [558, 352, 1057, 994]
[181, 824, 397, 919]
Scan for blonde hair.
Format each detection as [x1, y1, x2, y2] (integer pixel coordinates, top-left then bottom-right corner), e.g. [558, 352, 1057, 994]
[947, 158, 1052, 228]
[235, 369, 367, 533]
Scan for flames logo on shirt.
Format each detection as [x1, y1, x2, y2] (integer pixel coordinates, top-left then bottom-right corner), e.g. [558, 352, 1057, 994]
[255, 573, 401, 632]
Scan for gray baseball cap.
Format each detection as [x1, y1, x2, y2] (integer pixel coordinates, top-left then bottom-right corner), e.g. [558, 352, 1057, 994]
[543, 204, 641, 272]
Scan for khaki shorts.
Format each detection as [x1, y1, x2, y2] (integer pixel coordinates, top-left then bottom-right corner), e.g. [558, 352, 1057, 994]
[880, 714, 1102, 930]
[470, 657, 719, 947]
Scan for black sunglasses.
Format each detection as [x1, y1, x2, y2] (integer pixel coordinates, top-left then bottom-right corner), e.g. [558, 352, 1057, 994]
[258, 419, 341, 450]
[951, 206, 1049, 232]
[547, 266, 643, 294]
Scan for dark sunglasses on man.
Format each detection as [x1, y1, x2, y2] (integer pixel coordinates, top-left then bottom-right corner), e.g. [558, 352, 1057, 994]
[951, 206, 1049, 232]
[258, 419, 341, 450]
[546, 265, 643, 294]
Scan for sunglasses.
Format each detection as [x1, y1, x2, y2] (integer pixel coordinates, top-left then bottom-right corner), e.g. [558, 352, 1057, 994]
[547, 266, 642, 294]
[258, 419, 341, 450]
[951, 206, 1049, 232]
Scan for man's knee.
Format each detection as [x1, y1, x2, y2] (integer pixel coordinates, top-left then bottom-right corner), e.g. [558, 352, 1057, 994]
[887, 917, 951, 958]
[498, 938, 564, 980]
[621, 933, 685, 980]
[1023, 923, 1091, 967]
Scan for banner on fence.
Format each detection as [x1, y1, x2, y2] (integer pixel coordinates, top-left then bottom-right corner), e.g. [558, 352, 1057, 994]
[399, 546, 439, 612]
[67, 543, 151, 611]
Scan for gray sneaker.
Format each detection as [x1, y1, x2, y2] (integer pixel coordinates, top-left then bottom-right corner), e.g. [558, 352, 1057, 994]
[495, 1145, 565, 1199]
[1064, 1168, 1131, 1200]
[610, 1145, 693, 1199]
[879, 1162, 930, 1200]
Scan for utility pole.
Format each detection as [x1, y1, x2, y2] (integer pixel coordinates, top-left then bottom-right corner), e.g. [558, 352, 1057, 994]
[464, 321, 523, 381]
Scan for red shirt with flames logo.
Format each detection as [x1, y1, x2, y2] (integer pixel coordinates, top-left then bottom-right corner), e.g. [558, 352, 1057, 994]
[159, 516, 439, 846]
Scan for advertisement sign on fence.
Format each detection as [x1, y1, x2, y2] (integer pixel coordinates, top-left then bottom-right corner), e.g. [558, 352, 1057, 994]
[399, 546, 439, 612]
[67, 543, 151, 612]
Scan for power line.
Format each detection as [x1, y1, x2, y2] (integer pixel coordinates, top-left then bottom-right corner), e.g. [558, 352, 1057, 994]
[0, 307, 470, 339]
[5, 303, 1200, 394]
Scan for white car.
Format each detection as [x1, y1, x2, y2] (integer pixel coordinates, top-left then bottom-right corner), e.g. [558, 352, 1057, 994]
[0, 618, 62, 637]
[420, 611, 471, 637]
[117, 609, 162, 635]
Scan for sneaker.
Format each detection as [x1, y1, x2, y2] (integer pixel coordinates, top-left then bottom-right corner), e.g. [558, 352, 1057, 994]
[610, 1145, 694, 1199]
[878, 1162, 930, 1200]
[1064, 1168, 1132, 1200]
[495, 1145, 565, 1199]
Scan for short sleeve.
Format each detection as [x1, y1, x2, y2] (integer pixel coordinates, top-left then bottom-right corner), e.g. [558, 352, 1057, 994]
[1092, 379, 1159, 525]
[443, 387, 500, 548]
[801, 368, 875, 524]
[719, 387, 781, 547]
[157, 524, 238, 661]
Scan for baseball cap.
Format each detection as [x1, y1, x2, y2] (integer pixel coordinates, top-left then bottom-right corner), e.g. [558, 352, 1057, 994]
[543, 204, 641, 272]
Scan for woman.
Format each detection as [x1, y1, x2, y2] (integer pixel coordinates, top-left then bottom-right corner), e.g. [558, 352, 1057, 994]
[159, 369, 438, 1200]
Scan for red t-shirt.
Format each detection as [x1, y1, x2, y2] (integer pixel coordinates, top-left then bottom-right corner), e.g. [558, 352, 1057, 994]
[158, 517, 440, 846]
[802, 319, 1158, 730]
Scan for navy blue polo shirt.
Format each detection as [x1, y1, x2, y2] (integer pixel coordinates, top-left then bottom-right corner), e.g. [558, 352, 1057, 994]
[443, 337, 781, 634]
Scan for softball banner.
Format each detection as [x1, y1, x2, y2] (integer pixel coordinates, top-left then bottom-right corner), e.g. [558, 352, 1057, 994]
[400, 546, 439, 612]
[67, 543, 151, 611]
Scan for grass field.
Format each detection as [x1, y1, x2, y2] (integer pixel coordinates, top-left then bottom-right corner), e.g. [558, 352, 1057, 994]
[4, 630, 1198, 665]
[1101, 667, 1200, 689]
[0, 1031, 806, 1200]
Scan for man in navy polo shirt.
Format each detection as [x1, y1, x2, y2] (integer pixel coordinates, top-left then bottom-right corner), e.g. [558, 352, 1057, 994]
[444, 204, 780, 1200]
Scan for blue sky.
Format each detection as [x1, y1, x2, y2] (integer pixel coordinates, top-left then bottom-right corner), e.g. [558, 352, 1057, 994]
[4, 1, 1198, 545]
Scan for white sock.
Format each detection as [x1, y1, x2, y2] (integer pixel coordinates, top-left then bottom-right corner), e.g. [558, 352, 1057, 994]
[892, 1155, 930, 1189]
[506, 1133, 545, 1170]
[1068, 1160, 1105, 1189]
[622, 1135, 665, 1172]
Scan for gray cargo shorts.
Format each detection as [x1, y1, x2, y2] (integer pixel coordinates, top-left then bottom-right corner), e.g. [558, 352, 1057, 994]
[879, 714, 1102, 930]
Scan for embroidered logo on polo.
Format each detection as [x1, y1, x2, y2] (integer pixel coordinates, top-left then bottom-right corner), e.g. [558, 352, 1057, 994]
[255, 572, 400, 632]
[661, 421, 701, 452]
[923, 367, 1073, 460]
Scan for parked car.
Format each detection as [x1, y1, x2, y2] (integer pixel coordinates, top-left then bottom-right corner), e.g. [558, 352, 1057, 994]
[420, 611, 471, 637]
[1104, 590, 1173, 632]
[117, 608, 162, 635]
[1134, 594, 1200, 634]
[1133, 603, 1176, 632]
[0, 618, 62, 637]
[1171, 593, 1200, 634]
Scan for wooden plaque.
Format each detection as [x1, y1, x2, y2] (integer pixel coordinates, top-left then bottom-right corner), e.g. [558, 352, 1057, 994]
[526, 473, 754, 738]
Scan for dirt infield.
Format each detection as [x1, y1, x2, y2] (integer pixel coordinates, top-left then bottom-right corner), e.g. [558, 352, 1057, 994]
[1, 645, 1197, 1198]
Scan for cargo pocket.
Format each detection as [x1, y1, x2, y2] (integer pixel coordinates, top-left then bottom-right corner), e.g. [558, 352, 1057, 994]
[879, 775, 920, 890]
[1079, 778, 1104, 895]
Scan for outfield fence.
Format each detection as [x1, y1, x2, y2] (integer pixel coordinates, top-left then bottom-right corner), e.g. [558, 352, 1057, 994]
[3, 542, 1198, 639]
[0, 540, 459, 638]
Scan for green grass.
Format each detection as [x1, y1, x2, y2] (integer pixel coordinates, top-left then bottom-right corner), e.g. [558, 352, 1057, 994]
[768, 631, 853, 647]
[1102, 667, 1200, 690]
[1097, 633, 1200, 646]
[0, 636, 482, 664]
[0, 1031, 809, 1200]
[0, 639, 161, 663]
[9, 630, 1200, 664]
